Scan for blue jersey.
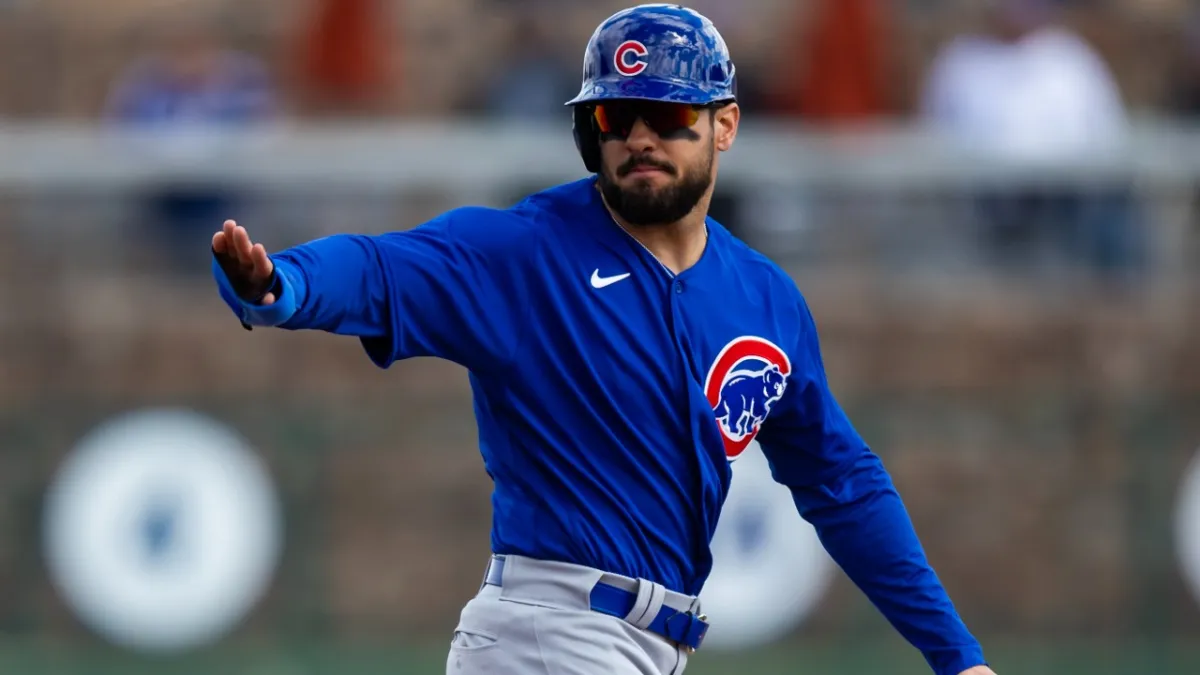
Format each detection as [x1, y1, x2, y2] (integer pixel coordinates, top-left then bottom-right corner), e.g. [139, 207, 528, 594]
[213, 177, 985, 674]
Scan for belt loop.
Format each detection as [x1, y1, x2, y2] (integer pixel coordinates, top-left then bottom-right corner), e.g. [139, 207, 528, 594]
[623, 578, 667, 630]
[684, 595, 706, 653]
[481, 554, 505, 590]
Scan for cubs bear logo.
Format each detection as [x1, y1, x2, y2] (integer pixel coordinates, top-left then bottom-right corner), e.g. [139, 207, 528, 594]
[704, 337, 791, 460]
[614, 40, 649, 77]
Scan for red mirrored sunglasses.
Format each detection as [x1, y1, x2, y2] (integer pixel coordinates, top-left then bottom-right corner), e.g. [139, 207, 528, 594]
[592, 101, 706, 138]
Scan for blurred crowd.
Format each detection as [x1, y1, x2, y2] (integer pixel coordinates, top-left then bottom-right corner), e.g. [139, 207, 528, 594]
[3, 0, 1200, 284]
[0, 0, 1197, 125]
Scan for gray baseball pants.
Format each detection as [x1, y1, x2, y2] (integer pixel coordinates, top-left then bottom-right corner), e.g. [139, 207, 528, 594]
[446, 554, 702, 675]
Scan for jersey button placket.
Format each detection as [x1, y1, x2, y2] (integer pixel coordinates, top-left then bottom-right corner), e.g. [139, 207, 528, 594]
[667, 278, 690, 365]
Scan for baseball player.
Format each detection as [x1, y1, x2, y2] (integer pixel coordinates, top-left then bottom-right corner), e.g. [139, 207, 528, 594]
[211, 5, 996, 675]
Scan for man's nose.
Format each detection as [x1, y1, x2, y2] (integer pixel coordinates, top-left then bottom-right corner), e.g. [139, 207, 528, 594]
[623, 118, 659, 152]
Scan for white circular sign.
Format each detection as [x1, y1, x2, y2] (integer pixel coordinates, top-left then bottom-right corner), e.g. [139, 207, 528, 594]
[699, 442, 835, 650]
[1175, 446, 1200, 607]
[43, 408, 283, 653]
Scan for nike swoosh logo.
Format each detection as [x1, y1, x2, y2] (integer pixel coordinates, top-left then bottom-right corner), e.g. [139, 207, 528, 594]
[591, 269, 631, 289]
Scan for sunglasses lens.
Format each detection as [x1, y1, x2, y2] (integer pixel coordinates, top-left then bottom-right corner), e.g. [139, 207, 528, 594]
[593, 104, 613, 133]
[593, 102, 700, 137]
[645, 103, 700, 132]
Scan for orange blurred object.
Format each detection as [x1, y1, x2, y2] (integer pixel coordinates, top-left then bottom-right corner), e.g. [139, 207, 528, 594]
[779, 0, 892, 122]
[297, 0, 392, 110]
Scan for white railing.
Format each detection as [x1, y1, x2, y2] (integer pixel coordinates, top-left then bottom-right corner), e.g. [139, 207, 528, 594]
[0, 120, 1193, 306]
[1, 119, 1199, 191]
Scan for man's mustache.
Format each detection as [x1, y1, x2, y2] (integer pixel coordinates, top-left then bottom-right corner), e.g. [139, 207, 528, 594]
[618, 156, 677, 177]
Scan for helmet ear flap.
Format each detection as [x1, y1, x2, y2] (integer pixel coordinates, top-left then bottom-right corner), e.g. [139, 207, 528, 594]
[572, 105, 602, 174]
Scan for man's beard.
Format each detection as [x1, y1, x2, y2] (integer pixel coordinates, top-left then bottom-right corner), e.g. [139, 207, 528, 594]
[598, 147, 713, 227]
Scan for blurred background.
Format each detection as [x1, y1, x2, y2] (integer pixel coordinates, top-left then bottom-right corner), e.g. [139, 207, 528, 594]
[2, 0, 1200, 673]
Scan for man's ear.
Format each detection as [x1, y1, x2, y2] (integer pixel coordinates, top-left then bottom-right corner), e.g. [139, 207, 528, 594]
[714, 103, 739, 152]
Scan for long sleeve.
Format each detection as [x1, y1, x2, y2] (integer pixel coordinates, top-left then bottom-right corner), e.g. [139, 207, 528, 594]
[212, 206, 537, 376]
[755, 294, 987, 675]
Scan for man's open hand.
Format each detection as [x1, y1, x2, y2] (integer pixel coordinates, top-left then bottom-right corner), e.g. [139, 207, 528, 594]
[212, 219, 277, 304]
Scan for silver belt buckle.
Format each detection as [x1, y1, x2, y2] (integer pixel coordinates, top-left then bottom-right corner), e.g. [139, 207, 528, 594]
[679, 612, 707, 654]
[691, 613, 708, 653]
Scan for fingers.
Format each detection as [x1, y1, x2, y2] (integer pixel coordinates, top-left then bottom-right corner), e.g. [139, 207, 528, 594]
[250, 242, 274, 280]
[213, 220, 237, 257]
[233, 223, 254, 262]
[214, 219, 276, 302]
[215, 219, 252, 265]
[216, 220, 266, 270]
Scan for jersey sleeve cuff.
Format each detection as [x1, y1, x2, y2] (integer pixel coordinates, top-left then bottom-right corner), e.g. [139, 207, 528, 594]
[211, 255, 305, 327]
[926, 644, 987, 675]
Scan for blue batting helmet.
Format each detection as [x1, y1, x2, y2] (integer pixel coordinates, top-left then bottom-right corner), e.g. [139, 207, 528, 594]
[566, 4, 737, 172]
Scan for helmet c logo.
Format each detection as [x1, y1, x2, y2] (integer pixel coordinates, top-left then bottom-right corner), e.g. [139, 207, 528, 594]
[614, 40, 649, 77]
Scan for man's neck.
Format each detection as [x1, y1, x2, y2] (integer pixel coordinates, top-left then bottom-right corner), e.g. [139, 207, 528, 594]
[604, 203, 710, 276]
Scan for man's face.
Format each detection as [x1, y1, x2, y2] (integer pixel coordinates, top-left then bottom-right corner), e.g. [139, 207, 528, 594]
[594, 100, 739, 227]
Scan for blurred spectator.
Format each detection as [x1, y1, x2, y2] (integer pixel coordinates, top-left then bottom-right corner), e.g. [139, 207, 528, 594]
[1166, 9, 1200, 117]
[918, 0, 1145, 285]
[920, 0, 1125, 161]
[476, 13, 576, 121]
[105, 16, 276, 129]
[294, 0, 393, 116]
[104, 13, 277, 273]
[1164, 8, 1200, 247]
[766, 0, 896, 124]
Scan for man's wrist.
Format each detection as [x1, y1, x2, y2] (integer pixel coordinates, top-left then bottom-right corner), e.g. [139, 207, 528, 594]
[926, 643, 987, 675]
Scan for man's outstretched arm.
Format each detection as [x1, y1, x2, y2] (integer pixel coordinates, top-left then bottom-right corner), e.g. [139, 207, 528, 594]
[210, 208, 536, 376]
[756, 294, 994, 675]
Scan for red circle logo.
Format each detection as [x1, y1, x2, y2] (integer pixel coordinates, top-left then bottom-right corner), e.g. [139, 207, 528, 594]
[704, 337, 792, 460]
[614, 40, 649, 77]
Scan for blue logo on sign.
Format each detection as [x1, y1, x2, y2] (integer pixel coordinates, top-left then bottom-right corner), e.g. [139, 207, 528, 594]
[733, 497, 770, 557]
[138, 490, 183, 566]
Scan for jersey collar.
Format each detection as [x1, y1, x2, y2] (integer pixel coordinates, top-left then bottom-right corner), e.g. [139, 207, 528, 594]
[582, 177, 725, 288]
